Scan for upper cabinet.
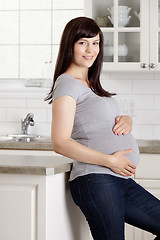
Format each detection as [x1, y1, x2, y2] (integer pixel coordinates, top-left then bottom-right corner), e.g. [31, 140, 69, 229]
[85, 0, 160, 71]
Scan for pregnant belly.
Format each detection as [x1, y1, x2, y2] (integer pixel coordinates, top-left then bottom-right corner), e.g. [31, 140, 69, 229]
[78, 132, 140, 167]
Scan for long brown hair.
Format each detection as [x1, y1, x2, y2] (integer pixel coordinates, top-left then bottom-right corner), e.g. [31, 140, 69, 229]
[45, 17, 115, 103]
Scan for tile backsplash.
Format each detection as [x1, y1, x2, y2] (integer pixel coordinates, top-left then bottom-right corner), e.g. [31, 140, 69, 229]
[100, 72, 160, 140]
[0, 0, 160, 140]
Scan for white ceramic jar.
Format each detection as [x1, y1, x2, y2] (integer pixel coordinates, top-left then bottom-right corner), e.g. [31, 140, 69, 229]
[104, 45, 114, 56]
[118, 44, 128, 56]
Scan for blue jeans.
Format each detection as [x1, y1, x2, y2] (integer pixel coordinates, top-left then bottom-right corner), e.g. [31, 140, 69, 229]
[70, 174, 160, 240]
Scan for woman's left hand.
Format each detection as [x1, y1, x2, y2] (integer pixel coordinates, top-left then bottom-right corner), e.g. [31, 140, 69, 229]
[113, 115, 132, 135]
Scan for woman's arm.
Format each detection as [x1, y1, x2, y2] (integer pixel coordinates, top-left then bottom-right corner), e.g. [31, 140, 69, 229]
[113, 115, 132, 135]
[51, 96, 136, 177]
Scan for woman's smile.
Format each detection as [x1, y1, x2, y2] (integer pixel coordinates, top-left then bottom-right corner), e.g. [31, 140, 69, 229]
[83, 56, 94, 60]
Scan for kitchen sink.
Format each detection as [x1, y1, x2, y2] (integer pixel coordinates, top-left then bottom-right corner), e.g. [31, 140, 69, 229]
[0, 134, 51, 143]
[28, 137, 51, 143]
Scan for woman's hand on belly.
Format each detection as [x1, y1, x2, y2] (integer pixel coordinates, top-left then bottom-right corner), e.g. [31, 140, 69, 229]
[109, 149, 136, 177]
[113, 115, 132, 135]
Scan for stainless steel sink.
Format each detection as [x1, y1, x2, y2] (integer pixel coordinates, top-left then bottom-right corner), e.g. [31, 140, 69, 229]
[28, 137, 51, 143]
[0, 135, 51, 143]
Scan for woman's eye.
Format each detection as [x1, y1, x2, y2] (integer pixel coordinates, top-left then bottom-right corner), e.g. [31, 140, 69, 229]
[93, 42, 99, 45]
[79, 42, 86, 45]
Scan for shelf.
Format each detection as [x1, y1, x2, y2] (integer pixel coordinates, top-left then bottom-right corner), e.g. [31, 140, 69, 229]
[100, 27, 114, 32]
[103, 56, 137, 62]
[100, 27, 141, 32]
[117, 27, 141, 32]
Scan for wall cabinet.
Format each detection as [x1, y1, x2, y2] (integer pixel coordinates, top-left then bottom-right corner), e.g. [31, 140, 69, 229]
[85, 0, 160, 71]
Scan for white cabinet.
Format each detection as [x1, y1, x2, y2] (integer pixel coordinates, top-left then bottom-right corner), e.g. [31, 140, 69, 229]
[85, 0, 160, 71]
[0, 183, 36, 240]
[0, 168, 90, 240]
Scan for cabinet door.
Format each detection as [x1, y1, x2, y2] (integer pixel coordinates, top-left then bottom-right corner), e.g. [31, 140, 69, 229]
[135, 154, 160, 179]
[150, 0, 160, 71]
[85, 0, 150, 71]
[0, 184, 37, 240]
[134, 180, 160, 240]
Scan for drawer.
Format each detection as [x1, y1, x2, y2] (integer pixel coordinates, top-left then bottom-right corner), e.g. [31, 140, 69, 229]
[135, 154, 160, 179]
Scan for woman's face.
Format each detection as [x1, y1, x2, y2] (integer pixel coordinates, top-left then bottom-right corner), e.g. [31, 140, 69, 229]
[72, 34, 100, 69]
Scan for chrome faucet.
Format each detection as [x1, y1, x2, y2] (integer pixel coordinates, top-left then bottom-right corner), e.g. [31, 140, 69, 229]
[21, 113, 35, 135]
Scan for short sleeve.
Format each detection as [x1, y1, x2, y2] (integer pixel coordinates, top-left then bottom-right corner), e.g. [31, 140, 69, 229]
[52, 74, 82, 102]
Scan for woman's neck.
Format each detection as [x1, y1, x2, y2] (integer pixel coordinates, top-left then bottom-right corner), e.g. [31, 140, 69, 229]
[65, 64, 89, 82]
[64, 70, 90, 88]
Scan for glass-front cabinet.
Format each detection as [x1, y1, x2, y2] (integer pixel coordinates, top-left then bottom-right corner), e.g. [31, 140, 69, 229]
[85, 0, 160, 71]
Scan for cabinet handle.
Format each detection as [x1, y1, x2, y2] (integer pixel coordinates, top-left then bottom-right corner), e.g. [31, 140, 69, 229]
[141, 63, 147, 68]
[149, 63, 155, 68]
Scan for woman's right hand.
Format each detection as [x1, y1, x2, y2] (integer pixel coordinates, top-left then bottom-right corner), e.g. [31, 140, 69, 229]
[108, 149, 136, 177]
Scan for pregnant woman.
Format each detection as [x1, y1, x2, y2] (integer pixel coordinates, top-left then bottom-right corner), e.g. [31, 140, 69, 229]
[45, 17, 160, 240]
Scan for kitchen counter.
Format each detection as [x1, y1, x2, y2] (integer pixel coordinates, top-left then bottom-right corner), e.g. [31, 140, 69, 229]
[0, 152, 89, 240]
[0, 138, 159, 176]
[136, 139, 160, 154]
[0, 154, 73, 175]
[0, 138, 160, 153]
[0, 139, 53, 150]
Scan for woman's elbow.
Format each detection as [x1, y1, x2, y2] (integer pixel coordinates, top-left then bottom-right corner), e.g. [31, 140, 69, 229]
[51, 139, 67, 154]
[52, 141, 61, 154]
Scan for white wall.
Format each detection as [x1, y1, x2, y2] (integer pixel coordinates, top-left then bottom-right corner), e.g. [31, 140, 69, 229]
[101, 72, 160, 140]
[0, 0, 160, 139]
[0, 0, 84, 136]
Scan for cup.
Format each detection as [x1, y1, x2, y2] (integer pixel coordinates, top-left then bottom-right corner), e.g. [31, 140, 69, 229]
[108, 14, 131, 27]
[118, 6, 131, 14]
[108, 6, 131, 15]
[108, 6, 131, 27]
[118, 15, 131, 27]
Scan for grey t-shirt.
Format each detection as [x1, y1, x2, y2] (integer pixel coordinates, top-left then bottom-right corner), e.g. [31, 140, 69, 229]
[52, 73, 140, 181]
